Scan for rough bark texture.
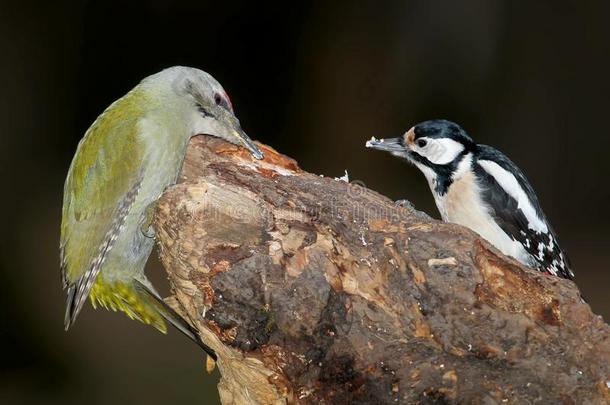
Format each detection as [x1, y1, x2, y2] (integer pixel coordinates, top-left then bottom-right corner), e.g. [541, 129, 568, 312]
[154, 136, 610, 405]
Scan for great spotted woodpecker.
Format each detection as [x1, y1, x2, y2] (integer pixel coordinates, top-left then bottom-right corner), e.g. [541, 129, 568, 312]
[366, 119, 573, 279]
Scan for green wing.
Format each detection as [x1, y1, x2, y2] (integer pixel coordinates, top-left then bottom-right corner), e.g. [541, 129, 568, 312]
[61, 90, 146, 328]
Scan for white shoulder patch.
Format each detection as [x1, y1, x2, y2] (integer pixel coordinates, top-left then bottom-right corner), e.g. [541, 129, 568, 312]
[477, 159, 548, 233]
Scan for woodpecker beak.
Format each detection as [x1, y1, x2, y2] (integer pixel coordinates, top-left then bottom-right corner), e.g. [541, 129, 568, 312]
[365, 137, 407, 153]
[234, 126, 264, 160]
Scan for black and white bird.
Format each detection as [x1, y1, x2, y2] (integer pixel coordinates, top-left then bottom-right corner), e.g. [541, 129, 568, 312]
[366, 119, 573, 279]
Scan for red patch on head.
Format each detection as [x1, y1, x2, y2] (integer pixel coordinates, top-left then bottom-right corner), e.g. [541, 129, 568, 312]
[223, 90, 233, 110]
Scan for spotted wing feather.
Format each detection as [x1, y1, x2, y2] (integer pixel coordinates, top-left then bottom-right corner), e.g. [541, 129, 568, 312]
[62, 177, 142, 328]
[473, 145, 573, 279]
[61, 90, 146, 328]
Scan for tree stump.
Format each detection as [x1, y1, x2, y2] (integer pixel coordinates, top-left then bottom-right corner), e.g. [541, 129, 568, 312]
[154, 136, 610, 405]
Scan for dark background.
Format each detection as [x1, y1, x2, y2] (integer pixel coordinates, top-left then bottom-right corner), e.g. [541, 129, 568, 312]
[1, 1, 608, 403]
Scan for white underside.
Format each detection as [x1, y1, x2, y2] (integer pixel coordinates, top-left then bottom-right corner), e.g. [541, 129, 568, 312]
[432, 170, 532, 265]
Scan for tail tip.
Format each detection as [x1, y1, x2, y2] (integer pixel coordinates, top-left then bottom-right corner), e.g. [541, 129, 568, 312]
[64, 310, 74, 331]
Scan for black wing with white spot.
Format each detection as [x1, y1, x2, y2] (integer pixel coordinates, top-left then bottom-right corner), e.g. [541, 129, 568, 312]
[473, 145, 573, 279]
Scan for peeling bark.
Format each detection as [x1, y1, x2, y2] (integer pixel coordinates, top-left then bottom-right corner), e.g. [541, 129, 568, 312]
[154, 136, 610, 405]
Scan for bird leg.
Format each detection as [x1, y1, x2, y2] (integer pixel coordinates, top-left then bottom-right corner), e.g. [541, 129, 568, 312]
[140, 202, 156, 238]
[395, 199, 416, 210]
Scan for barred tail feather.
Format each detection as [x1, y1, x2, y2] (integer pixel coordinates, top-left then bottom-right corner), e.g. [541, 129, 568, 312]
[62, 176, 143, 331]
[63, 255, 107, 330]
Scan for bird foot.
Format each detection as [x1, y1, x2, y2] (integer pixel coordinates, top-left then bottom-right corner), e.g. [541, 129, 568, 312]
[140, 203, 156, 238]
[395, 199, 415, 210]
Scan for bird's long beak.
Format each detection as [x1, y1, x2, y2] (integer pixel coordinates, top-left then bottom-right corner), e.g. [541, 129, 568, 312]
[365, 137, 407, 153]
[234, 126, 264, 160]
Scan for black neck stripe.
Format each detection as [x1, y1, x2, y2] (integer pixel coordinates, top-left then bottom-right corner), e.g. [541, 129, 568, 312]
[409, 150, 470, 195]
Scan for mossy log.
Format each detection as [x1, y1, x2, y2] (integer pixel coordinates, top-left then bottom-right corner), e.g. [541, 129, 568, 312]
[154, 136, 610, 405]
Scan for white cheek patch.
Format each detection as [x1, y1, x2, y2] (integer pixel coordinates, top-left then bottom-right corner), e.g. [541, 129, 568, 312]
[477, 160, 548, 233]
[423, 138, 465, 165]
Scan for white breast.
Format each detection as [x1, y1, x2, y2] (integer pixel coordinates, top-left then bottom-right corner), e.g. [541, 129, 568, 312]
[433, 171, 531, 264]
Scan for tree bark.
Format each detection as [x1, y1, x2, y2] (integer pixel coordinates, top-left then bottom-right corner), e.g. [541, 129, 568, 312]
[154, 136, 610, 405]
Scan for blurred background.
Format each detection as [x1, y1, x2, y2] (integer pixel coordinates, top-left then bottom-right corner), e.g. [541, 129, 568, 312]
[1, 0, 609, 403]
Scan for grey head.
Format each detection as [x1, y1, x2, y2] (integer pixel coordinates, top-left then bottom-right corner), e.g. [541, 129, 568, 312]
[142, 66, 264, 159]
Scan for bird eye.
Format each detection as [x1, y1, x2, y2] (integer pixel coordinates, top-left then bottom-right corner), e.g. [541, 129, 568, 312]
[213, 92, 232, 111]
[417, 138, 428, 148]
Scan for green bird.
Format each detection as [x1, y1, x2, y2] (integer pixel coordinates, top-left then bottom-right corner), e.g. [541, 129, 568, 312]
[61, 66, 263, 356]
